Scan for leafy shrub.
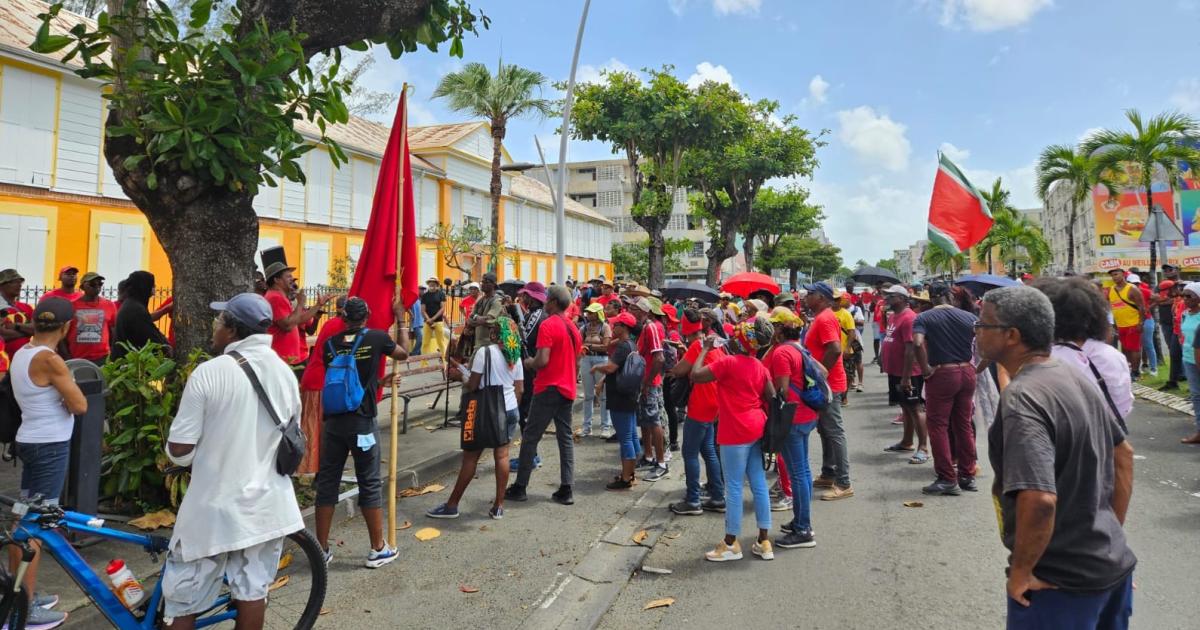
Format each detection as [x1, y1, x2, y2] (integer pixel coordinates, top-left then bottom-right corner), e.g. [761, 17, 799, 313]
[101, 342, 208, 512]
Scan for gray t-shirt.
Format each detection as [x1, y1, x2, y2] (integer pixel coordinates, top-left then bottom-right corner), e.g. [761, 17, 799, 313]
[987, 359, 1136, 592]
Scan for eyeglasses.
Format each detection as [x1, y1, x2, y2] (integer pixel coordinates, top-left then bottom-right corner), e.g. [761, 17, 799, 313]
[973, 322, 1011, 331]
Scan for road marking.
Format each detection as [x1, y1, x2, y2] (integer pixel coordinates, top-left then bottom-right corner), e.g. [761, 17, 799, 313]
[539, 574, 573, 610]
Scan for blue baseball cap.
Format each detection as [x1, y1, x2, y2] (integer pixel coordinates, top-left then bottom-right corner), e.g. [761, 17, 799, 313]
[210, 292, 273, 333]
[803, 282, 834, 300]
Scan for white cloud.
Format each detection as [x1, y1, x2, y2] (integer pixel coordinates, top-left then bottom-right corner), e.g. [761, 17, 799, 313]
[686, 62, 739, 91]
[936, 0, 1052, 31]
[807, 75, 830, 105]
[667, 0, 689, 15]
[939, 142, 970, 162]
[576, 58, 633, 85]
[1170, 78, 1200, 113]
[1077, 127, 1105, 143]
[713, 0, 762, 15]
[988, 45, 1011, 66]
[836, 106, 912, 172]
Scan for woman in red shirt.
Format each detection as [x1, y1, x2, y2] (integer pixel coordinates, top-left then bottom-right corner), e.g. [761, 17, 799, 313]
[691, 320, 778, 562]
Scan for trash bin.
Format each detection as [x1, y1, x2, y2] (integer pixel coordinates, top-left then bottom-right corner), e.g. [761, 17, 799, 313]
[65, 359, 104, 516]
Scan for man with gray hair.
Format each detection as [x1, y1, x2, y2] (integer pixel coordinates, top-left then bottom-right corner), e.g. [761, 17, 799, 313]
[976, 286, 1135, 628]
[506, 284, 582, 505]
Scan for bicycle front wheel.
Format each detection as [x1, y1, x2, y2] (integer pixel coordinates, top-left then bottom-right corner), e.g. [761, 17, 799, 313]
[264, 529, 327, 630]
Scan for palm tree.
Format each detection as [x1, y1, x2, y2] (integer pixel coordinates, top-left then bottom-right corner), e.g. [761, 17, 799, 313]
[975, 178, 1013, 274]
[1083, 110, 1200, 285]
[982, 208, 1052, 276]
[433, 62, 553, 258]
[1035, 144, 1115, 274]
[923, 243, 967, 280]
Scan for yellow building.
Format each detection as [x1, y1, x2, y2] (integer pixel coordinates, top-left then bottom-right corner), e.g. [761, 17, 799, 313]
[0, 0, 612, 291]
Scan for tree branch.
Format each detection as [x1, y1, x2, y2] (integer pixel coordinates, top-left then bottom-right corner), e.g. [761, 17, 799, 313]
[240, 0, 434, 56]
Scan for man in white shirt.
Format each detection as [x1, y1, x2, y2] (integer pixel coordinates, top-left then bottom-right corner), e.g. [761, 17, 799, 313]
[164, 293, 304, 630]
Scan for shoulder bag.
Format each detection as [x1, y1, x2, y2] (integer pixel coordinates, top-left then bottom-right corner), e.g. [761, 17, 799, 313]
[229, 351, 306, 476]
[459, 346, 509, 451]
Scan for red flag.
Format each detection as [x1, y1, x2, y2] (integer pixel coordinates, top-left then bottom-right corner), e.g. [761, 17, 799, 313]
[927, 151, 993, 254]
[349, 88, 420, 333]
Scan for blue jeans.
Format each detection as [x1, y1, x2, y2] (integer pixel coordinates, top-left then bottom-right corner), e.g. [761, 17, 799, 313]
[682, 418, 723, 505]
[1185, 362, 1200, 432]
[610, 409, 638, 460]
[1141, 319, 1157, 371]
[580, 355, 611, 433]
[780, 421, 816, 532]
[16, 440, 71, 504]
[1006, 573, 1132, 630]
[719, 441, 770, 536]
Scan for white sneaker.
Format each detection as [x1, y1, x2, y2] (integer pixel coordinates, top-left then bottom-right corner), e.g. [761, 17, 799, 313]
[663, 448, 673, 463]
[581, 426, 592, 437]
[770, 496, 793, 512]
[365, 544, 398, 568]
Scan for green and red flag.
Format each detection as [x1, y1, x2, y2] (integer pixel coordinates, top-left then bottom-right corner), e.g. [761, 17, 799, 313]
[926, 151, 992, 254]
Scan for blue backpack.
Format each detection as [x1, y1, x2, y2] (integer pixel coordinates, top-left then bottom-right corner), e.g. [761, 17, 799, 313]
[323, 329, 368, 415]
[787, 342, 831, 411]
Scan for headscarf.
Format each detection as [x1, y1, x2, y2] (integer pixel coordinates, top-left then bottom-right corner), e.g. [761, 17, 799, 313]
[728, 319, 773, 356]
[496, 316, 522, 367]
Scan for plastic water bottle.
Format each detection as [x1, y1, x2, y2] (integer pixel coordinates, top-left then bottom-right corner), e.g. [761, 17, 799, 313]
[105, 559, 145, 608]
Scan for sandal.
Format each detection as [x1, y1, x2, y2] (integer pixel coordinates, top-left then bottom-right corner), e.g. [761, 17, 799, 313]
[908, 450, 930, 464]
[884, 443, 915, 453]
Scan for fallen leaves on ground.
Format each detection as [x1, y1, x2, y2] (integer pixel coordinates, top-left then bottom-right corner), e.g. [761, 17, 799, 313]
[397, 520, 413, 530]
[399, 483, 445, 498]
[277, 552, 293, 571]
[128, 510, 176, 531]
[268, 575, 290, 592]
[479, 525, 489, 531]
[643, 597, 675, 610]
[319, 608, 332, 616]
[902, 501, 924, 508]
[459, 584, 479, 593]
[663, 532, 681, 540]
[414, 527, 441, 541]
[632, 530, 649, 544]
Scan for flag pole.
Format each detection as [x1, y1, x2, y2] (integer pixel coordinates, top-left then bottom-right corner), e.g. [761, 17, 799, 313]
[388, 83, 409, 548]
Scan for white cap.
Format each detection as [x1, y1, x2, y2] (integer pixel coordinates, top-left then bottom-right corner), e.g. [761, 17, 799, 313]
[1184, 282, 1200, 297]
[466, 282, 480, 290]
[1127, 273, 1141, 284]
[883, 284, 910, 296]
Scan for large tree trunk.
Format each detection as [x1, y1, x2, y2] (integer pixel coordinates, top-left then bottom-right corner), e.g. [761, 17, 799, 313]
[646, 228, 665, 288]
[788, 267, 798, 289]
[705, 218, 739, 287]
[986, 249, 993, 275]
[742, 229, 756, 272]
[489, 120, 505, 271]
[1066, 202, 1077, 273]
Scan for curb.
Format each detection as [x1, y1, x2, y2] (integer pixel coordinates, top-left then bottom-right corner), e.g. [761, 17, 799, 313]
[1132, 383, 1192, 416]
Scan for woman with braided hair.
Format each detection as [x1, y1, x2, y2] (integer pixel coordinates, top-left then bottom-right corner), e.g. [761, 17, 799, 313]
[427, 316, 525, 520]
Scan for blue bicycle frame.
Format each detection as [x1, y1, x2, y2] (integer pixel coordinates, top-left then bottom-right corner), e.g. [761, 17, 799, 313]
[10, 507, 236, 629]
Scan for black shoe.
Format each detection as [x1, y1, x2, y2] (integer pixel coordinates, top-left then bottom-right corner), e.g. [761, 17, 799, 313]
[959, 476, 978, 492]
[668, 442, 680, 452]
[504, 484, 528, 502]
[1159, 382, 1180, 391]
[551, 485, 574, 505]
[922, 478, 962, 496]
[644, 465, 669, 482]
[606, 476, 633, 491]
[701, 499, 726, 513]
[636, 458, 656, 469]
[776, 530, 816, 549]
[669, 501, 702, 515]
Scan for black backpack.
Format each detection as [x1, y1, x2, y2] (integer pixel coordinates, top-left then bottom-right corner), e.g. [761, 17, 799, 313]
[0, 372, 22, 444]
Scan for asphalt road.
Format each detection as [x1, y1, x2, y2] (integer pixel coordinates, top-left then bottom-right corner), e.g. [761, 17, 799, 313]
[312, 360, 1198, 629]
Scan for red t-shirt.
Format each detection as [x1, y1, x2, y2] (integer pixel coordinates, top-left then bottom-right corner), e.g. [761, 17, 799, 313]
[637, 320, 665, 387]
[881, 307, 921, 376]
[763, 343, 818, 424]
[67, 296, 117, 361]
[40, 288, 82, 302]
[460, 295, 477, 323]
[596, 294, 618, 307]
[2, 302, 33, 357]
[805, 308, 847, 394]
[873, 300, 887, 326]
[682, 339, 725, 422]
[266, 289, 307, 365]
[1136, 284, 1152, 317]
[708, 354, 769, 445]
[533, 314, 582, 399]
[300, 316, 347, 392]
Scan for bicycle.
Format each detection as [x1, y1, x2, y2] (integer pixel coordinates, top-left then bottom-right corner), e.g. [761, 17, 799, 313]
[0, 495, 327, 629]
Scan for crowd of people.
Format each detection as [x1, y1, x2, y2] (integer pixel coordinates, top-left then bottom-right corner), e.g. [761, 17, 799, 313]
[0, 257, 1173, 628]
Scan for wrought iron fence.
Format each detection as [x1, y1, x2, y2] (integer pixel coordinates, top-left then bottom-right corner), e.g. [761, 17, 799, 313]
[18, 285, 175, 335]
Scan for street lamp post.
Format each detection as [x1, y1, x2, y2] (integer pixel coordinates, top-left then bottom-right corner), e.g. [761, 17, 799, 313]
[553, 0, 592, 284]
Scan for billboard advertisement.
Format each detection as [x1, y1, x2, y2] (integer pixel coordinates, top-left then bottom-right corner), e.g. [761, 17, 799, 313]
[1092, 175, 1200, 271]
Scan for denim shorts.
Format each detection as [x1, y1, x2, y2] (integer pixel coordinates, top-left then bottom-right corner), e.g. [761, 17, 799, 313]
[16, 440, 71, 504]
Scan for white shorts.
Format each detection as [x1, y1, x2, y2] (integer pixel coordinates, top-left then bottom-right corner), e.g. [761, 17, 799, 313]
[162, 537, 285, 620]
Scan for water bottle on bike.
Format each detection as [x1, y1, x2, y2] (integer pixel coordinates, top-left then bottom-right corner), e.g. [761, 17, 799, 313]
[105, 559, 145, 609]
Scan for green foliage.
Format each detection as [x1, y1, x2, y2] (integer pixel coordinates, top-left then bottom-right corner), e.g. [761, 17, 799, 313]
[745, 185, 823, 252]
[611, 238, 692, 284]
[1036, 144, 1116, 272]
[758, 235, 842, 280]
[101, 342, 209, 512]
[328, 255, 355, 289]
[974, 205, 1051, 275]
[425, 222, 508, 280]
[876, 258, 900, 273]
[32, 0, 484, 195]
[923, 244, 968, 279]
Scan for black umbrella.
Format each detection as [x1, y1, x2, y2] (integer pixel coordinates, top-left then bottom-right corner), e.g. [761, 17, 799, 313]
[850, 265, 901, 285]
[498, 279, 526, 298]
[661, 281, 720, 304]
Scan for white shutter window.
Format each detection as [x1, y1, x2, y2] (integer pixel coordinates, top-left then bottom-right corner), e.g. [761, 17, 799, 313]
[306, 149, 333, 224]
[450, 187, 464, 227]
[256, 235, 281, 270]
[331, 157, 352, 228]
[519, 258, 532, 281]
[420, 248, 436, 282]
[0, 67, 56, 187]
[96, 221, 144, 283]
[535, 260, 547, 283]
[347, 243, 363, 268]
[0, 214, 49, 286]
[351, 159, 374, 229]
[503, 256, 515, 280]
[420, 178, 439, 234]
[302, 240, 331, 288]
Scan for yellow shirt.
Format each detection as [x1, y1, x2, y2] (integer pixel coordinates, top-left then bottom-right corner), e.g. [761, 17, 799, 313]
[1108, 284, 1140, 329]
[834, 308, 856, 347]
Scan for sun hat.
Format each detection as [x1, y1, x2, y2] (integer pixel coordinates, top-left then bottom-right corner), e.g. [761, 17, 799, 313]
[746, 299, 769, 314]
[768, 306, 803, 327]
[585, 302, 606, 321]
[660, 303, 679, 326]
[518, 281, 547, 304]
[646, 297, 666, 317]
[0, 269, 24, 284]
[263, 261, 295, 282]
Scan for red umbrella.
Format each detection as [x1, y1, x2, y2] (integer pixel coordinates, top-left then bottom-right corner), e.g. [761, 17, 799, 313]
[720, 272, 781, 298]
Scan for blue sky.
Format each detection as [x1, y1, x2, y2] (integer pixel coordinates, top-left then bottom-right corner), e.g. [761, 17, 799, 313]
[356, 0, 1200, 264]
